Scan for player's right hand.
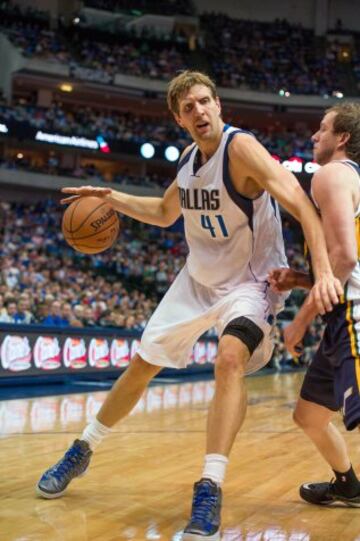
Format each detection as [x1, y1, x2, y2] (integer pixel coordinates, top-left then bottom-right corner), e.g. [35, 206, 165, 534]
[60, 186, 112, 204]
[268, 267, 299, 293]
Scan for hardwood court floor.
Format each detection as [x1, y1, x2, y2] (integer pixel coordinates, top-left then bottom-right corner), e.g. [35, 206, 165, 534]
[1, 372, 360, 541]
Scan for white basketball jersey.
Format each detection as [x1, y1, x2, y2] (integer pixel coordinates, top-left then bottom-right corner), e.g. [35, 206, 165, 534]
[176, 125, 288, 291]
[311, 159, 360, 302]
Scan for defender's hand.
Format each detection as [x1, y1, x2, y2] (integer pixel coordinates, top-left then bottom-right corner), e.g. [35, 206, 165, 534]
[309, 273, 343, 315]
[268, 268, 299, 293]
[60, 186, 112, 204]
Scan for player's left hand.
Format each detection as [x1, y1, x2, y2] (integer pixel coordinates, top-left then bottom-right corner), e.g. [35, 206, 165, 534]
[309, 273, 343, 315]
[284, 321, 307, 357]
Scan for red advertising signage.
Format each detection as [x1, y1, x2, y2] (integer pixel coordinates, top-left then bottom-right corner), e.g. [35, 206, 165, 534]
[0, 329, 218, 377]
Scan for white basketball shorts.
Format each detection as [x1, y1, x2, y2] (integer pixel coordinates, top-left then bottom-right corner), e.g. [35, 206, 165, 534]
[138, 265, 286, 374]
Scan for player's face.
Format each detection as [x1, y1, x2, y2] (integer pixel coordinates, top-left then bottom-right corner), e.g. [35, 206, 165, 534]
[174, 85, 222, 143]
[311, 112, 339, 165]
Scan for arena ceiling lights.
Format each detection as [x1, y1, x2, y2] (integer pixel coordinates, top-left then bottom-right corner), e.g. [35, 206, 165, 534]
[140, 143, 180, 162]
[59, 83, 73, 93]
[164, 146, 180, 162]
[140, 143, 155, 159]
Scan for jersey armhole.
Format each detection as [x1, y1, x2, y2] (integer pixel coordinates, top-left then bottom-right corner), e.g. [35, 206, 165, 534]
[223, 130, 255, 230]
[177, 144, 196, 175]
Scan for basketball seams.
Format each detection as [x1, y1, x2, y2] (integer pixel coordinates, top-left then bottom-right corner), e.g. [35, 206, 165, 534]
[66, 238, 117, 253]
[69, 199, 110, 234]
[72, 200, 110, 234]
[63, 232, 110, 254]
[66, 197, 82, 234]
[69, 218, 119, 241]
[61, 198, 82, 235]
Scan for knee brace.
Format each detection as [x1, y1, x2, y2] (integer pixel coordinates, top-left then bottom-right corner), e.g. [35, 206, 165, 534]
[222, 316, 264, 355]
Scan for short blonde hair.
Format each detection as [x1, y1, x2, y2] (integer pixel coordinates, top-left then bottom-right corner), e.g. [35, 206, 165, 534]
[167, 70, 217, 115]
[326, 102, 360, 163]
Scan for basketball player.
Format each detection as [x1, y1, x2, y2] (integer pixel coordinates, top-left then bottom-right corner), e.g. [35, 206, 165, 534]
[269, 103, 360, 507]
[37, 72, 342, 539]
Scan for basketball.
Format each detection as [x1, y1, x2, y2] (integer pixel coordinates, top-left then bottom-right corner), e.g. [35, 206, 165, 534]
[62, 196, 120, 254]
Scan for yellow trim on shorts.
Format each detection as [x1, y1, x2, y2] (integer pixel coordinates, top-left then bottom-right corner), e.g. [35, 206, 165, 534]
[345, 300, 360, 389]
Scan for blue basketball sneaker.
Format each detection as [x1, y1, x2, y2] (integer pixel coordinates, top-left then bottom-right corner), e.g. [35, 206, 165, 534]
[36, 439, 92, 499]
[183, 478, 222, 541]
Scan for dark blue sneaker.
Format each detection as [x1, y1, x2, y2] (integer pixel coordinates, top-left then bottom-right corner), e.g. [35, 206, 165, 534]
[300, 480, 360, 507]
[183, 478, 222, 541]
[36, 439, 92, 499]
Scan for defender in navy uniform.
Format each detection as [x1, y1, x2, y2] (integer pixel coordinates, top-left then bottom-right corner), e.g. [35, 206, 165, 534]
[269, 103, 360, 507]
[37, 72, 341, 540]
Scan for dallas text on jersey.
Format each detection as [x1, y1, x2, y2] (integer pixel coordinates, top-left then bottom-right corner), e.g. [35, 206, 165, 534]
[178, 188, 220, 210]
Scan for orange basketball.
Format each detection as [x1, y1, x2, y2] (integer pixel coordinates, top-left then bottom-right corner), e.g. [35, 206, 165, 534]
[62, 196, 120, 254]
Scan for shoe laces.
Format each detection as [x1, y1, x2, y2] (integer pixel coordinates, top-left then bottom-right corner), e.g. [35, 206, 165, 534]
[50, 445, 86, 481]
[191, 483, 219, 523]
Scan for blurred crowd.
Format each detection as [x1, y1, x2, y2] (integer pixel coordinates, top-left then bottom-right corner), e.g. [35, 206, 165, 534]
[0, 3, 358, 96]
[0, 200, 187, 331]
[201, 14, 351, 96]
[3, 21, 189, 81]
[0, 103, 190, 148]
[270, 316, 323, 371]
[0, 100, 314, 164]
[0, 200, 322, 369]
[0, 157, 172, 189]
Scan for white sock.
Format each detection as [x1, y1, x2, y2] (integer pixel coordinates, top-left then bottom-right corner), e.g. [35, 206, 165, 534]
[81, 418, 112, 450]
[202, 454, 229, 485]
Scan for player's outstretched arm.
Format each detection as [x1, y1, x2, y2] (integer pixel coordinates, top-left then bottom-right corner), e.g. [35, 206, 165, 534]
[61, 180, 181, 228]
[229, 134, 343, 314]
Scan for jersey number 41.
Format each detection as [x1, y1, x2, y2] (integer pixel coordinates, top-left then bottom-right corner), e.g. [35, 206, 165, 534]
[201, 214, 229, 238]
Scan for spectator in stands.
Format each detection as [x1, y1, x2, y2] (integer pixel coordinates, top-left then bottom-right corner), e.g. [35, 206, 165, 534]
[0, 294, 6, 319]
[124, 314, 142, 332]
[61, 302, 75, 326]
[41, 300, 69, 326]
[82, 306, 98, 327]
[16, 297, 36, 324]
[0, 300, 17, 323]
